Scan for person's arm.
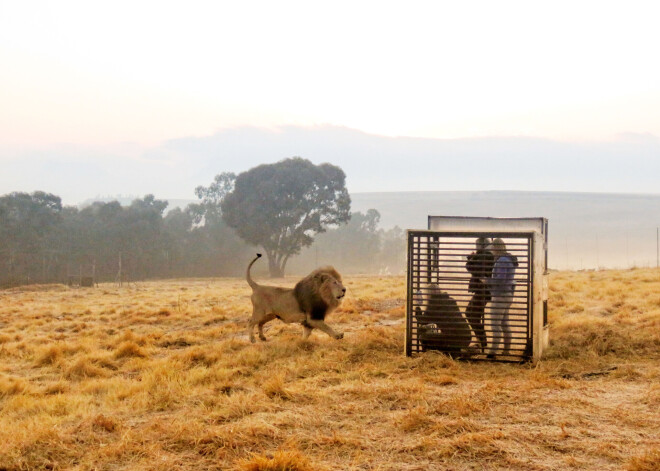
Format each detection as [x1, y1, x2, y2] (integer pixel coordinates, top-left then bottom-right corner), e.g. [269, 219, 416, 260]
[466, 252, 476, 273]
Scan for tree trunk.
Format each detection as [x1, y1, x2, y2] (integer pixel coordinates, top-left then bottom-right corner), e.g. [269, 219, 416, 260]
[266, 251, 285, 278]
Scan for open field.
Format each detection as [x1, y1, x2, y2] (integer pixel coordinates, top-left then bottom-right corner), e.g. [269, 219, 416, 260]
[1, 269, 659, 470]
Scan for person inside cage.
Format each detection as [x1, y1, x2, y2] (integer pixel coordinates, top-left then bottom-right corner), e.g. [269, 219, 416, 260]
[465, 237, 495, 353]
[415, 283, 472, 357]
[485, 238, 519, 357]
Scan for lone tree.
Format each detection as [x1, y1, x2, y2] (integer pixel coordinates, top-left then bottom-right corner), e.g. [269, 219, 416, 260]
[221, 157, 351, 277]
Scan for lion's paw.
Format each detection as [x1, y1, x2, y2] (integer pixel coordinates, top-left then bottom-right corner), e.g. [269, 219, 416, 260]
[335, 332, 344, 340]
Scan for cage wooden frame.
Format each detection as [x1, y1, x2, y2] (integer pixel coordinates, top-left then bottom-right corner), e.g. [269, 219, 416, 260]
[405, 217, 548, 362]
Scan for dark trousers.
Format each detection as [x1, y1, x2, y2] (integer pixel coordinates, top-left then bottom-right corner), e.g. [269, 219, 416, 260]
[466, 293, 489, 350]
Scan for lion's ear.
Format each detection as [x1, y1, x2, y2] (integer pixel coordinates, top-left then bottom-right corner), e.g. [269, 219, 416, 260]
[314, 273, 331, 283]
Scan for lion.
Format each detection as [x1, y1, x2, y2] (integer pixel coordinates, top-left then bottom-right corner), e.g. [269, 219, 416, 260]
[245, 253, 346, 343]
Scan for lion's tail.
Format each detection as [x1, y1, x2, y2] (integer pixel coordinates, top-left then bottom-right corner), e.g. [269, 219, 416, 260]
[246, 253, 263, 290]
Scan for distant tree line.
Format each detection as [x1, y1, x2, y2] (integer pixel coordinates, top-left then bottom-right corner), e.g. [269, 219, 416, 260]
[0, 159, 405, 287]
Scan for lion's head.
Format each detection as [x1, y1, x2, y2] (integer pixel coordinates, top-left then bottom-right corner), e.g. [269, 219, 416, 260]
[316, 271, 346, 307]
[294, 266, 346, 318]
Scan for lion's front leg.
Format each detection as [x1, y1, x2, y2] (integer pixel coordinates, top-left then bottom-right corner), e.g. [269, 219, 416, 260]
[304, 318, 343, 340]
[302, 324, 313, 340]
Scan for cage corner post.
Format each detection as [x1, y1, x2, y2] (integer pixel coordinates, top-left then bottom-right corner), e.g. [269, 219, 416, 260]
[404, 230, 415, 357]
[532, 231, 548, 361]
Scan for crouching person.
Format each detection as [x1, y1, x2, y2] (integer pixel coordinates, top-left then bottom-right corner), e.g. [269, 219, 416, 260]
[415, 285, 471, 357]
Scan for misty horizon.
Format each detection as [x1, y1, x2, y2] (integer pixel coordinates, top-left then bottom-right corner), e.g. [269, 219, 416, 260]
[3, 125, 660, 206]
[69, 189, 660, 272]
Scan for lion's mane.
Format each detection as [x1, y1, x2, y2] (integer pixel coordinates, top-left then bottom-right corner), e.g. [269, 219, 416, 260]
[293, 266, 343, 321]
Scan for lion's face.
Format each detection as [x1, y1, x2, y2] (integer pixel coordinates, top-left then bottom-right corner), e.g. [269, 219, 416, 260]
[319, 274, 346, 306]
[328, 277, 346, 301]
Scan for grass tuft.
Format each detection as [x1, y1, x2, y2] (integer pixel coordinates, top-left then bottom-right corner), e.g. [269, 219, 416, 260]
[113, 341, 147, 359]
[65, 358, 109, 379]
[34, 345, 63, 366]
[626, 448, 660, 471]
[262, 374, 292, 400]
[0, 376, 30, 397]
[92, 414, 119, 433]
[239, 449, 319, 471]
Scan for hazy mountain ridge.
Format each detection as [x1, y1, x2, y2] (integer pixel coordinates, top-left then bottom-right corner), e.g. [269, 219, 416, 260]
[5, 125, 660, 204]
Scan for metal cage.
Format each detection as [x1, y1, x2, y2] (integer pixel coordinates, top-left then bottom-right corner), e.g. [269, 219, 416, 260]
[406, 218, 548, 362]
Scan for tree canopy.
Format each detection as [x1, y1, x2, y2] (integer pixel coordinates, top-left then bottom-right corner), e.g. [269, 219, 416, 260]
[221, 157, 351, 276]
[192, 172, 236, 225]
[0, 168, 406, 287]
[0, 192, 63, 280]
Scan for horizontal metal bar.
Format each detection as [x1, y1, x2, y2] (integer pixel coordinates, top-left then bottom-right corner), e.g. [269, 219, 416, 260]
[412, 296, 529, 302]
[412, 254, 529, 258]
[413, 300, 529, 306]
[413, 306, 530, 312]
[409, 230, 535, 238]
[417, 343, 530, 350]
[411, 287, 530, 294]
[412, 317, 532, 323]
[411, 237, 532, 243]
[413, 273, 530, 279]
[411, 259, 530, 265]
[413, 242, 530, 247]
[411, 345, 530, 352]
[416, 265, 529, 271]
[411, 271, 530, 278]
[416, 330, 529, 336]
[411, 280, 530, 285]
[412, 254, 529, 269]
[413, 311, 531, 317]
[415, 346, 530, 353]
[412, 323, 531, 330]
[414, 334, 530, 342]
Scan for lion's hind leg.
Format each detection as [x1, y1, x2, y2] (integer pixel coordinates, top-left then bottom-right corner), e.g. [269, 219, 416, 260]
[247, 305, 267, 343]
[247, 317, 258, 343]
[257, 314, 276, 341]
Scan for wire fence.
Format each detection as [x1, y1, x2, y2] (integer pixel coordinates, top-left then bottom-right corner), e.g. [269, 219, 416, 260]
[551, 227, 660, 270]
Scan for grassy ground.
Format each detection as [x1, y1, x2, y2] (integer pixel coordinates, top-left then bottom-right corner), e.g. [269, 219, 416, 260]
[0, 269, 659, 470]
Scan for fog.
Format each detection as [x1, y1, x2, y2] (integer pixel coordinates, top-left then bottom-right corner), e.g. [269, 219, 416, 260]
[3, 126, 660, 205]
[351, 191, 660, 271]
[164, 190, 660, 272]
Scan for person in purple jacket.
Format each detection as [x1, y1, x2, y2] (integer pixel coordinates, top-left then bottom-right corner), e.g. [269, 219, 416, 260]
[485, 238, 518, 357]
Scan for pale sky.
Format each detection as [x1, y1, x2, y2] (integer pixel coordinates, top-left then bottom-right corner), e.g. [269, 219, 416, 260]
[1, 1, 660, 202]
[2, 0, 660, 146]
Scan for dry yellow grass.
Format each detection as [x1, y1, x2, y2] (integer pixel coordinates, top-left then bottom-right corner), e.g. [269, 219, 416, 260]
[0, 270, 658, 470]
